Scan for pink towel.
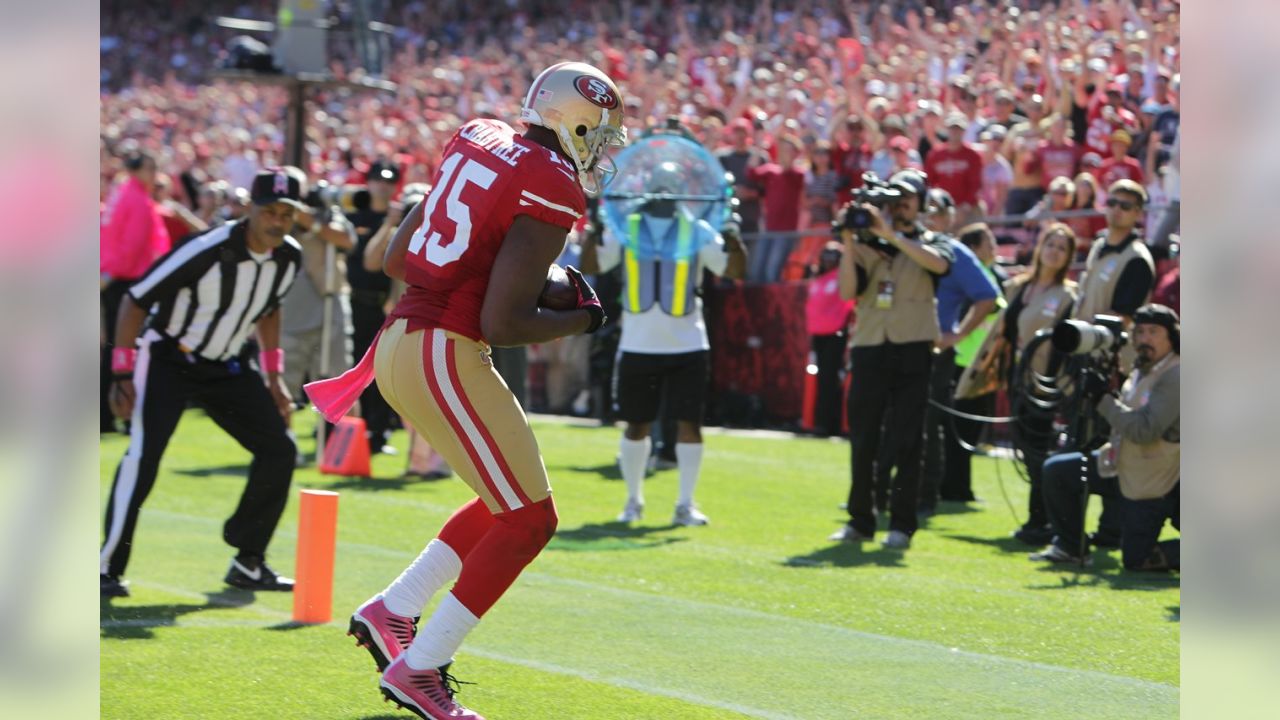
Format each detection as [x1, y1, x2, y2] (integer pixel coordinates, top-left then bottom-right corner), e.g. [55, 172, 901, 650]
[304, 330, 381, 423]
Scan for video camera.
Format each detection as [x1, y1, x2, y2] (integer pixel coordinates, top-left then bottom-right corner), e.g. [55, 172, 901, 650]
[831, 172, 902, 252]
[1051, 315, 1128, 356]
[838, 171, 902, 232]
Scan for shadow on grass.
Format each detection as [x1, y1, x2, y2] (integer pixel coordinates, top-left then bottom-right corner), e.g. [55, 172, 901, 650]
[173, 463, 249, 478]
[781, 543, 908, 569]
[1024, 561, 1181, 593]
[563, 462, 623, 481]
[1166, 605, 1180, 622]
[100, 588, 257, 640]
[264, 620, 328, 632]
[548, 521, 688, 552]
[322, 474, 449, 492]
[944, 533, 1032, 554]
[930, 500, 986, 516]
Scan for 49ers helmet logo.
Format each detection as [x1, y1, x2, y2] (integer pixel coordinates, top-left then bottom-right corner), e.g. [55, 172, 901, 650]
[573, 75, 619, 109]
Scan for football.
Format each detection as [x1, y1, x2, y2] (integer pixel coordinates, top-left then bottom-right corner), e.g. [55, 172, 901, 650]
[539, 263, 579, 311]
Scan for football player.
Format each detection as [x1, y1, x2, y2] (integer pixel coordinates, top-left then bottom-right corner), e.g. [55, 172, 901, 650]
[306, 62, 626, 719]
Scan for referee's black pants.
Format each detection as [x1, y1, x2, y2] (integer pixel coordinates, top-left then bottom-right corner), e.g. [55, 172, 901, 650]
[100, 336, 296, 579]
[846, 341, 932, 538]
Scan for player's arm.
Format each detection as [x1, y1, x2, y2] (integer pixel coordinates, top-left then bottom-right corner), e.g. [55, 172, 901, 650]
[381, 199, 425, 282]
[481, 215, 593, 346]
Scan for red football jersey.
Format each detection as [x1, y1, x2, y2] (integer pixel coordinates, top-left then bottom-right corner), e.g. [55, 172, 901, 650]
[1095, 156, 1145, 190]
[389, 119, 586, 342]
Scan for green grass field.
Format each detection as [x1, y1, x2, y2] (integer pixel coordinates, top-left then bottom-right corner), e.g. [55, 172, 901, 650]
[100, 410, 1179, 719]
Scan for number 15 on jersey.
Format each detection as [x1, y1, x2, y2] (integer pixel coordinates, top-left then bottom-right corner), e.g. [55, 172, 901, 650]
[408, 153, 498, 267]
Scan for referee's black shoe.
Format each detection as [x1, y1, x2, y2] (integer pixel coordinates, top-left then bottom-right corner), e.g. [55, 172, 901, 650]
[101, 574, 130, 599]
[225, 555, 294, 592]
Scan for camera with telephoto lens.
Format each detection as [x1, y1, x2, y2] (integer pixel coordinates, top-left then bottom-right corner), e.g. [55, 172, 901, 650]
[1051, 315, 1128, 355]
[304, 180, 344, 211]
[839, 171, 902, 232]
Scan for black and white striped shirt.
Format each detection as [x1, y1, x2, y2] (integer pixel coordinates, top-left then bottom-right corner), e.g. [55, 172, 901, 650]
[127, 220, 302, 361]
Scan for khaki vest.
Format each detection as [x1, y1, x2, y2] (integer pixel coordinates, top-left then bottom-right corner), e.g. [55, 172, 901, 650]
[1013, 279, 1078, 373]
[1112, 355, 1180, 500]
[622, 213, 699, 317]
[851, 238, 941, 347]
[1075, 236, 1153, 322]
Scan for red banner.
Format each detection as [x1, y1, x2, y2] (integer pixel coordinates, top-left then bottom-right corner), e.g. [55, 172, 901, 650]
[706, 283, 810, 424]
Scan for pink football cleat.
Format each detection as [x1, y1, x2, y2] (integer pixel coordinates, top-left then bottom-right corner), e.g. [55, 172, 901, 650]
[380, 656, 484, 720]
[348, 595, 418, 672]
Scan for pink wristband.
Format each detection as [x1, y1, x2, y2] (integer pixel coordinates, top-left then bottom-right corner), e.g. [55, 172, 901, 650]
[111, 348, 137, 374]
[260, 348, 285, 374]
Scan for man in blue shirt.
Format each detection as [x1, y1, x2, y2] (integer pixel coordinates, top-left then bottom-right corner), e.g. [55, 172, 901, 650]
[915, 229, 999, 514]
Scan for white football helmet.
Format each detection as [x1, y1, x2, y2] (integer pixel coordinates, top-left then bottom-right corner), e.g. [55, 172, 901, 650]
[521, 61, 628, 195]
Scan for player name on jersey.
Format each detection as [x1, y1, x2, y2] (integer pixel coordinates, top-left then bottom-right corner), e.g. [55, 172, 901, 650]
[459, 122, 533, 167]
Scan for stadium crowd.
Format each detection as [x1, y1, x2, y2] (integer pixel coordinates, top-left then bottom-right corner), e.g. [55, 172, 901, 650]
[101, 0, 1180, 567]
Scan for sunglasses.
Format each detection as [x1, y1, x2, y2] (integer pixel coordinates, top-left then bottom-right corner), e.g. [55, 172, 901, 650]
[1106, 198, 1139, 211]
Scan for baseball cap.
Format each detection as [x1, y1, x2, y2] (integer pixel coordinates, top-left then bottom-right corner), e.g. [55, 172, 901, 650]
[249, 167, 307, 210]
[888, 135, 912, 152]
[1133, 303, 1180, 351]
[881, 114, 906, 134]
[926, 188, 955, 212]
[1110, 129, 1133, 145]
[945, 113, 968, 129]
[888, 169, 927, 198]
[367, 158, 401, 183]
[1106, 80, 1125, 94]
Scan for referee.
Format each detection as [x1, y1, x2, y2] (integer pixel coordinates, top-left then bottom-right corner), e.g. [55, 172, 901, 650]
[101, 167, 306, 599]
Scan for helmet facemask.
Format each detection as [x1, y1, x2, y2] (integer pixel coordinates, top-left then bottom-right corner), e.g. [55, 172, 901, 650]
[556, 113, 627, 196]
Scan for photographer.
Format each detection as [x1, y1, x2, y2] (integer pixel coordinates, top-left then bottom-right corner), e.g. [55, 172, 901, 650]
[829, 170, 953, 550]
[1030, 305, 1180, 570]
[279, 182, 357, 406]
[1072, 178, 1156, 547]
[1074, 179, 1155, 331]
[346, 159, 401, 454]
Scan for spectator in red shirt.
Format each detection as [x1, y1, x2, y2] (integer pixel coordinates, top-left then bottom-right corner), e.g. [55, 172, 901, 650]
[1096, 129, 1145, 190]
[925, 114, 984, 223]
[1035, 114, 1081, 192]
[830, 115, 872, 206]
[747, 134, 806, 282]
[152, 173, 208, 246]
[1068, 172, 1108, 247]
[1083, 81, 1139, 166]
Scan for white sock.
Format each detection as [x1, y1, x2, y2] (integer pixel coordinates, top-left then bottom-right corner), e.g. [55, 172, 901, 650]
[619, 436, 651, 505]
[380, 539, 462, 618]
[675, 442, 704, 507]
[404, 592, 480, 670]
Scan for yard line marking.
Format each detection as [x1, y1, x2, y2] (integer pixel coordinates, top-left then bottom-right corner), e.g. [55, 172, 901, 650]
[102, 585, 798, 720]
[134, 509, 1175, 693]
